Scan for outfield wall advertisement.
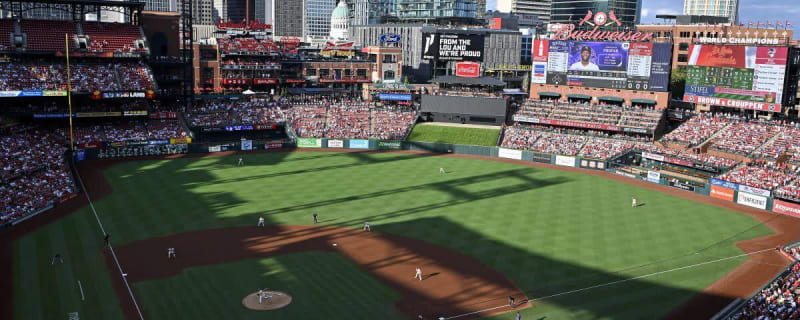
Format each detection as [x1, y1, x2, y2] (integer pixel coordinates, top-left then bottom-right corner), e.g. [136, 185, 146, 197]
[737, 192, 768, 210]
[498, 148, 522, 160]
[773, 200, 800, 218]
[531, 40, 671, 91]
[298, 138, 322, 148]
[377, 140, 402, 150]
[241, 140, 253, 150]
[684, 44, 788, 112]
[710, 185, 735, 201]
[349, 140, 369, 149]
[555, 155, 576, 167]
[327, 140, 344, 148]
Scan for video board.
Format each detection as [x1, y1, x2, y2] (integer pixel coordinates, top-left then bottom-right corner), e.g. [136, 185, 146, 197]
[683, 44, 788, 112]
[531, 40, 672, 92]
[422, 33, 485, 62]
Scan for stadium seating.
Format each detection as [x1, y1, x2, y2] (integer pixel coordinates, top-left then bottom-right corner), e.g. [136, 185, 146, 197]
[0, 61, 155, 92]
[728, 262, 800, 319]
[67, 121, 186, 144]
[0, 130, 75, 223]
[370, 107, 416, 140]
[82, 22, 145, 53]
[0, 19, 13, 50]
[187, 99, 290, 127]
[709, 121, 781, 156]
[325, 105, 371, 139]
[718, 160, 798, 191]
[662, 113, 732, 147]
[20, 20, 77, 51]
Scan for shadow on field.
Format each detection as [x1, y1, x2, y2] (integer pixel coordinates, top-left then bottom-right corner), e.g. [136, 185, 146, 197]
[112, 217, 739, 320]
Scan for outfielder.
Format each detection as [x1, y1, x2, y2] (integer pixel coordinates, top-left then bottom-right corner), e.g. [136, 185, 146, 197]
[363, 221, 371, 231]
[258, 217, 265, 227]
[51, 253, 63, 265]
[439, 167, 445, 174]
[415, 267, 423, 281]
[632, 197, 637, 208]
[238, 157, 244, 166]
[313, 213, 318, 224]
[168, 247, 176, 259]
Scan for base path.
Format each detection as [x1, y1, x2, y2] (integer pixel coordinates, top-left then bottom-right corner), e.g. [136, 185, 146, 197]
[110, 225, 529, 319]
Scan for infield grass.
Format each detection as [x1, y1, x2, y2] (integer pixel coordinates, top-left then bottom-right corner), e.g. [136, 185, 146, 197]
[13, 151, 772, 319]
[407, 123, 501, 146]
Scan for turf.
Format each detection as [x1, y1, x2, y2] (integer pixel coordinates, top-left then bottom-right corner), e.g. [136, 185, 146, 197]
[133, 252, 406, 319]
[407, 123, 501, 146]
[13, 151, 773, 319]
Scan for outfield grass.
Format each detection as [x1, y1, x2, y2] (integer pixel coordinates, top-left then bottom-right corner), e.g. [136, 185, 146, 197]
[134, 252, 405, 319]
[13, 151, 772, 319]
[407, 123, 501, 146]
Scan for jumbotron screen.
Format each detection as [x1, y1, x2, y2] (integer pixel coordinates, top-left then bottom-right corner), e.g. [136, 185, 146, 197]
[531, 40, 672, 92]
[683, 44, 788, 112]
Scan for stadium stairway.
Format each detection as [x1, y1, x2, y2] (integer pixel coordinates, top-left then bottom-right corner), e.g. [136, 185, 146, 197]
[748, 133, 783, 160]
[697, 122, 734, 152]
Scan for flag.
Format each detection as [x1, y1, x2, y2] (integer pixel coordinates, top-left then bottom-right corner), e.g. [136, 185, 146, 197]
[788, 21, 793, 28]
[767, 21, 772, 27]
[778, 21, 783, 27]
[758, 21, 764, 28]
[749, 21, 755, 27]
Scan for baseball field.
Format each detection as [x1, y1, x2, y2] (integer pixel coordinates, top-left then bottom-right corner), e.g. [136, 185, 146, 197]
[4, 150, 799, 319]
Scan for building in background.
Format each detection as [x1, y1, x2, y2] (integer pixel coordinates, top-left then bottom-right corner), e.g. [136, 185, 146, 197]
[345, 0, 397, 26]
[145, 0, 178, 12]
[495, 0, 550, 24]
[225, 0, 256, 22]
[683, 0, 739, 24]
[550, 0, 640, 26]
[304, 0, 336, 40]
[350, 24, 426, 80]
[395, 0, 477, 23]
[475, 0, 486, 20]
[330, 0, 350, 39]
[486, 11, 519, 30]
[254, 0, 273, 24]
[273, 0, 304, 36]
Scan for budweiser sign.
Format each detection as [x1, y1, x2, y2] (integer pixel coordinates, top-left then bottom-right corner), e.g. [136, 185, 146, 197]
[551, 11, 653, 42]
[455, 62, 480, 77]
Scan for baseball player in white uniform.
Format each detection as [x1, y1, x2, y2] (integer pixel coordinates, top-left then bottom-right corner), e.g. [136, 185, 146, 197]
[415, 267, 423, 281]
[238, 157, 244, 166]
[258, 217, 265, 227]
[439, 167, 445, 174]
[632, 197, 637, 208]
[168, 247, 176, 259]
[363, 221, 371, 231]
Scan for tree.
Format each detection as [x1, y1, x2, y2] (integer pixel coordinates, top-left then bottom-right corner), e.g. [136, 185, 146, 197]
[670, 67, 687, 100]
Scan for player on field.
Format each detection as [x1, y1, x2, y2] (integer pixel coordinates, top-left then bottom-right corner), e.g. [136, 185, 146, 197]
[51, 253, 63, 265]
[258, 217, 265, 227]
[168, 247, 176, 259]
[313, 213, 318, 224]
[439, 167, 445, 174]
[632, 197, 637, 208]
[238, 157, 244, 166]
[363, 221, 370, 231]
[415, 267, 423, 281]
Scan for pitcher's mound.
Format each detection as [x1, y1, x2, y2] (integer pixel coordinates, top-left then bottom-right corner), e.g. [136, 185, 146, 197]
[242, 291, 292, 310]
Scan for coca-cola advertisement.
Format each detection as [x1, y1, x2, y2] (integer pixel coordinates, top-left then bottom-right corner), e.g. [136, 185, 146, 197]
[455, 62, 480, 77]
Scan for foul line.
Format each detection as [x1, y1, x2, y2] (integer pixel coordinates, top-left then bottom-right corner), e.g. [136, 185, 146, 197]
[74, 162, 145, 320]
[443, 247, 777, 319]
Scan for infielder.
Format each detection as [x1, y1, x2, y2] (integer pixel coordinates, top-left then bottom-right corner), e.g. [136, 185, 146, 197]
[168, 247, 176, 259]
[415, 267, 423, 281]
[258, 217, 265, 227]
[238, 157, 244, 166]
[363, 221, 371, 231]
[632, 197, 637, 208]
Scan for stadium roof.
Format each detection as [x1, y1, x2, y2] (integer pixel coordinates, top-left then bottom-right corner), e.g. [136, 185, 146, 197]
[430, 75, 506, 87]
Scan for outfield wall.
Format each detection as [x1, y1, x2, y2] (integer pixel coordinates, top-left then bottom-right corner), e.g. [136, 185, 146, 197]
[73, 137, 799, 216]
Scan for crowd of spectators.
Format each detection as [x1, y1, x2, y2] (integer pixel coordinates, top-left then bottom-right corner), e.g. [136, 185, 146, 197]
[728, 261, 800, 319]
[512, 100, 663, 133]
[217, 37, 280, 55]
[709, 121, 781, 156]
[66, 121, 186, 144]
[579, 138, 635, 160]
[325, 104, 371, 139]
[719, 160, 799, 191]
[635, 143, 739, 169]
[291, 105, 329, 138]
[662, 113, 734, 147]
[0, 60, 155, 92]
[501, 124, 643, 160]
[187, 99, 290, 127]
[0, 130, 75, 224]
[371, 107, 416, 140]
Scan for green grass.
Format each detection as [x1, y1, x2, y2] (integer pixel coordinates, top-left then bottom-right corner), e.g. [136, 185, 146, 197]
[407, 123, 501, 146]
[13, 151, 772, 319]
[134, 252, 405, 319]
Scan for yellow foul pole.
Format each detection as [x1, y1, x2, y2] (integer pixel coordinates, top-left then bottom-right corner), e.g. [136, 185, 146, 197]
[65, 33, 74, 151]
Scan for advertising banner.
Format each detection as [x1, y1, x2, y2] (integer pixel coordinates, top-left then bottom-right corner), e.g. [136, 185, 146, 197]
[241, 140, 253, 151]
[265, 143, 283, 149]
[710, 185, 735, 201]
[377, 140, 402, 150]
[327, 140, 344, 148]
[531, 152, 551, 163]
[580, 159, 606, 170]
[737, 192, 768, 210]
[738, 184, 771, 197]
[378, 93, 412, 101]
[76, 112, 122, 118]
[169, 137, 192, 144]
[641, 152, 665, 162]
[684, 44, 787, 112]
[498, 148, 522, 160]
[710, 178, 740, 191]
[209, 146, 222, 152]
[148, 140, 169, 145]
[297, 138, 322, 148]
[513, 117, 621, 132]
[531, 40, 549, 84]
[123, 110, 148, 117]
[668, 180, 696, 192]
[455, 62, 481, 77]
[422, 33, 485, 61]
[75, 150, 86, 162]
[555, 155, 576, 167]
[647, 171, 661, 183]
[773, 200, 800, 218]
[349, 139, 370, 149]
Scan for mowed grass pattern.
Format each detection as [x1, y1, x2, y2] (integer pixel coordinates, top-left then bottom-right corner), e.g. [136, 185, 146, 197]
[407, 123, 501, 146]
[13, 151, 772, 319]
[134, 252, 406, 320]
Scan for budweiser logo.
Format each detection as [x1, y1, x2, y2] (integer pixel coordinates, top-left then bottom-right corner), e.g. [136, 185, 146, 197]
[552, 24, 654, 42]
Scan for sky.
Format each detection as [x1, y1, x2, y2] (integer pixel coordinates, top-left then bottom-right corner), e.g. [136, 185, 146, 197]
[485, 0, 799, 39]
